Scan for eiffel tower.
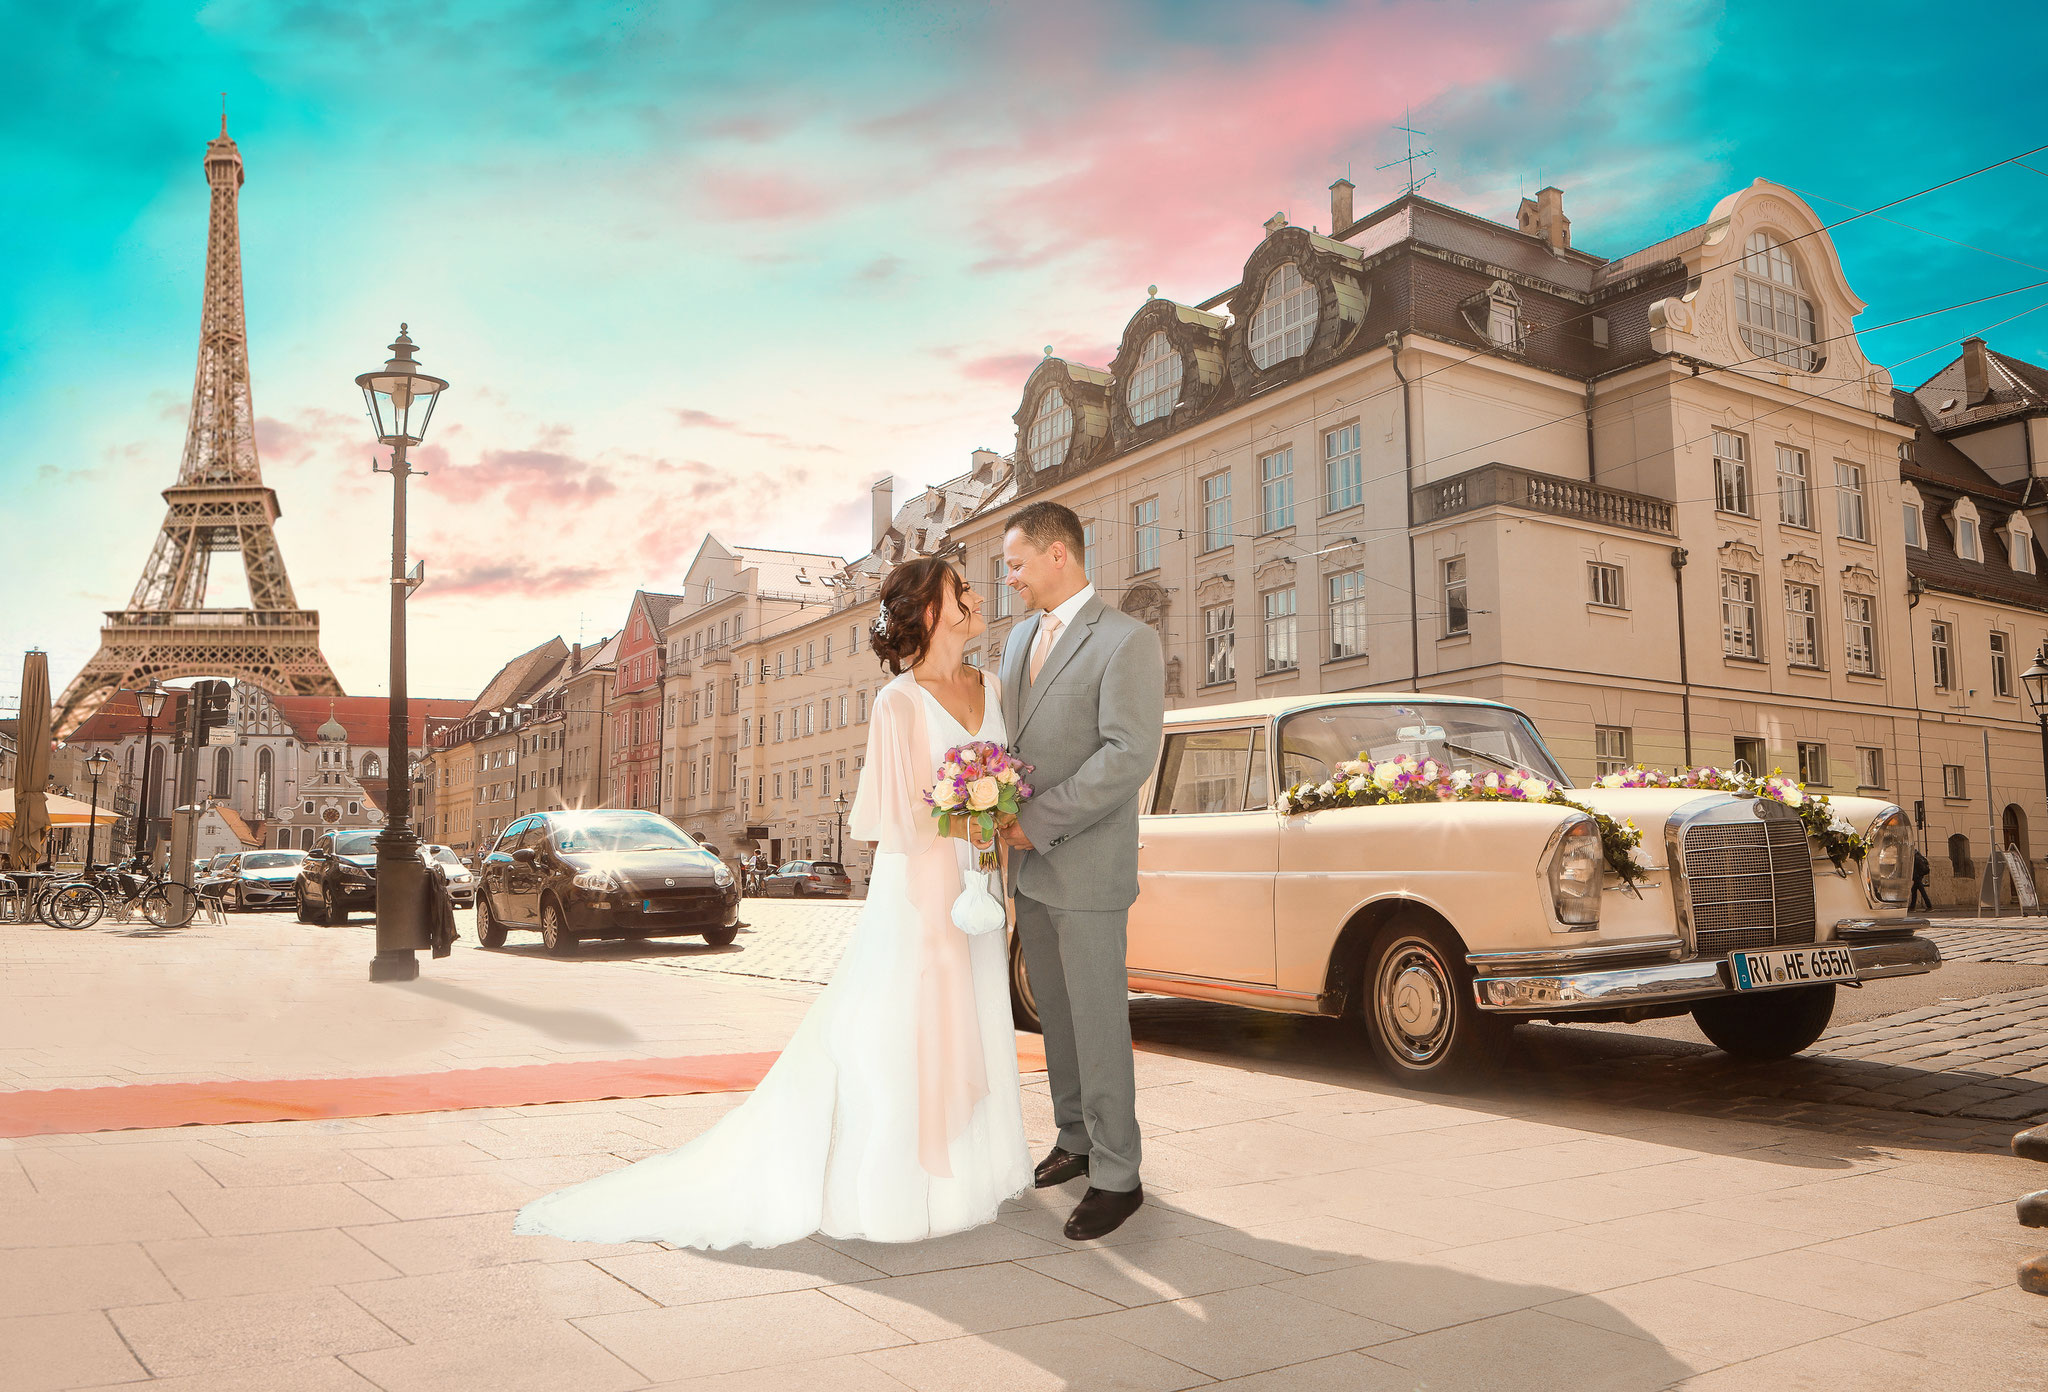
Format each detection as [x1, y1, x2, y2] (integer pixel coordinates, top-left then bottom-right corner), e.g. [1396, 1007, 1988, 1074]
[56, 117, 341, 734]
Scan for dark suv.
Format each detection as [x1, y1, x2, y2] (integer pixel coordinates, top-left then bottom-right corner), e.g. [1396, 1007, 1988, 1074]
[475, 809, 740, 955]
[294, 830, 380, 924]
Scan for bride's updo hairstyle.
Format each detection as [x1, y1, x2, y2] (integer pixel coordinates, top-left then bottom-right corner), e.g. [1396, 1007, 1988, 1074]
[871, 557, 964, 675]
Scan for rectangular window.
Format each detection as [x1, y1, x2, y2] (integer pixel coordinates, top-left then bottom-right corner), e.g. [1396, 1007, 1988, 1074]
[1594, 726, 1632, 777]
[805, 705, 815, 736]
[1588, 562, 1625, 609]
[1262, 587, 1298, 674]
[1836, 462, 1867, 540]
[1259, 448, 1294, 532]
[1328, 570, 1367, 660]
[1133, 498, 1160, 574]
[774, 773, 783, 799]
[1943, 764, 1966, 799]
[1857, 747, 1885, 789]
[858, 689, 869, 722]
[1721, 571, 1759, 658]
[1930, 621, 1953, 690]
[1082, 522, 1097, 576]
[1201, 472, 1233, 552]
[824, 636, 833, 663]
[776, 653, 786, 678]
[1777, 446, 1810, 528]
[1734, 736, 1766, 777]
[821, 764, 830, 794]
[1203, 604, 1236, 686]
[992, 557, 1012, 619]
[1441, 557, 1469, 637]
[839, 695, 848, 725]
[1797, 742, 1829, 786]
[1992, 630, 2012, 697]
[963, 650, 981, 668]
[1714, 430, 1750, 516]
[1843, 594, 1877, 675]
[1151, 729, 1253, 816]
[1956, 516, 1981, 561]
[774, 712, 784, 742]
[2015, 530, 2037, 575]
[806, 643, 815, 670]
[803, 766, 813, 788]
[1324, 423, 1363, 512]
[1784, 582, 1820, 667]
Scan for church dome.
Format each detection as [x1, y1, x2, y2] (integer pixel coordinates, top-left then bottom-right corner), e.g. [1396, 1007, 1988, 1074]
[317, 705, 347, 743]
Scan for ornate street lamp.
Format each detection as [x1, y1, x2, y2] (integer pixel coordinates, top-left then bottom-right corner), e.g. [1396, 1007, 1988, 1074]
[356, 325, 449, 983]
[832, 790, 849, 862]
[83, 749, 113, 871]
[132, 681, 168, 864]
[2023, 644, 2048, 831]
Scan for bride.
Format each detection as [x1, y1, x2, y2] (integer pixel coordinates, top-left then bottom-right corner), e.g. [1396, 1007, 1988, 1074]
[512, 557, 1032, 1248]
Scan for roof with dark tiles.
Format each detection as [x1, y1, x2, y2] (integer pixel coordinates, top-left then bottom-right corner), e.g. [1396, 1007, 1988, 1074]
[1913, 346, 2048, 432]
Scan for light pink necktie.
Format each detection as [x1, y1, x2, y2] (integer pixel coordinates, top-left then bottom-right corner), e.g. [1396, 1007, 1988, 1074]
[1029, 613, 1063, 684]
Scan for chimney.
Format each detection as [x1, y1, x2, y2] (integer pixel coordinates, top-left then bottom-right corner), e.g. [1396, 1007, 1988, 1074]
[1263, 210, 1289, 238]
[1962, 337, 1992, 407]
[571, 642, 582, 673]
[970, 448, 1000, 483]
[871, 475, 895, 550]
[1328, 178, 1354, 231]
[1518, 186, 1570, 251]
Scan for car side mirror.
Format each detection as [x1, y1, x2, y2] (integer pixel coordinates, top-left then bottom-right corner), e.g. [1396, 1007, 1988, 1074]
[306, 848, 327, 861]
[512, 847, 538, 864]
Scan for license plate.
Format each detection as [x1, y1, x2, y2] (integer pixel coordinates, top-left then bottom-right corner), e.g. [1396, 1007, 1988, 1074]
[1729, 945, 1859, 991]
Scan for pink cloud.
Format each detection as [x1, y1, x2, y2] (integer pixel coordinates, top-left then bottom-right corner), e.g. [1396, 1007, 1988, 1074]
[696, 167, 816, 221]
[427, 446, 619, 518]
[670, 408, 841, 453]
[426, 558, 620, 600]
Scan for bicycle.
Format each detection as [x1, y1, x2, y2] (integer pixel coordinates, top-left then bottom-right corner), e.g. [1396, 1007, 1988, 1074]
[84, 863, 200, 929]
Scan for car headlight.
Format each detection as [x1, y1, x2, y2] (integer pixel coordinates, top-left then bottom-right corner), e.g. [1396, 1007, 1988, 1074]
[1863, 806, 1913, 907]
[1546, 814, 1604, 927]
[339, 863, 373, 881]
[712, 864, 733, 887]
[573, 867, 624, 892]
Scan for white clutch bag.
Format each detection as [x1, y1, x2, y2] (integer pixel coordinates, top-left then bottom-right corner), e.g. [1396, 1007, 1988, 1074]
[950, 868, 1008, 936]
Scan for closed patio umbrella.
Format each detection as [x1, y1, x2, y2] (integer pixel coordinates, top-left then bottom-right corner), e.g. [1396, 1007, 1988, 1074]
[8, 652, 51, 870]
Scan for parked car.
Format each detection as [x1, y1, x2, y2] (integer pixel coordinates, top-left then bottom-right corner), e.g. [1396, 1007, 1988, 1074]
[197, 851, 239, 891]
[475, 808, 739, 955]
[224, 849, 305, 911]
[1006, 693, 1939, 1088]
[294, 830, 380, 924]
[421, 843, 476, 908]
[759, 860, 854, 898]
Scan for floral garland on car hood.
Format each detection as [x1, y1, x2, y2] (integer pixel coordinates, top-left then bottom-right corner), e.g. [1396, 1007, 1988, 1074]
[1278, 757, 1871, 885]
[1587, 764, 1868, 867]
[1277, 756, 1654, 887]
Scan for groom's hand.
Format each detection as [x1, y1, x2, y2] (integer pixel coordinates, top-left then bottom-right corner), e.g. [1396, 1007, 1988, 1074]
[999, 824, 1035, 850]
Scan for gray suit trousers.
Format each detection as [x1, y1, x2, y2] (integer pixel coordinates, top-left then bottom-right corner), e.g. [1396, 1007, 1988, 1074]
[1013, 893, 1141, 1192]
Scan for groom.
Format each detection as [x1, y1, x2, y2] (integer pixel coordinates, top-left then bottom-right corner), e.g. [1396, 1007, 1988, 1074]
[998, 500, 1166, 1241]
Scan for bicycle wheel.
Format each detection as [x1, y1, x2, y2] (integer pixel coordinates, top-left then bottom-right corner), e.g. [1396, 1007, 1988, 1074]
[44, 883, 106, 929]
[142, 882, 199, 929]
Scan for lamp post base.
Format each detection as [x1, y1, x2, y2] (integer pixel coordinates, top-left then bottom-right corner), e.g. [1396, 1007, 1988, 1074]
[369, 950, 420, 983]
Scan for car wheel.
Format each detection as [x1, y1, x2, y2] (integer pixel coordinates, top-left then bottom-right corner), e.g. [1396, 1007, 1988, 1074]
[540, 898, 577, 956]
[324, 878, 348, 925]
[232, 885, 247, 913]
[294, 887, 314, 923]
[1008, 932, 1043, 1034]
[476, 895, 508, 948]
[1690, 984, 1836, 1060]
[702, 924, 738, 947]
[1355, 916, 1509, 1088]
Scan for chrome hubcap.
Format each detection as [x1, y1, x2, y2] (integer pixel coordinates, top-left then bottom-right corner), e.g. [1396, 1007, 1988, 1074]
[1375, 938, 1454, 1066]
[1391, 965, 1445, 1037]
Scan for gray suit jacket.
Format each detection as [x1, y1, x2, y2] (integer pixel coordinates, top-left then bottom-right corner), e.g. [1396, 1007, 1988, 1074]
[1000, 595, 1167, 911]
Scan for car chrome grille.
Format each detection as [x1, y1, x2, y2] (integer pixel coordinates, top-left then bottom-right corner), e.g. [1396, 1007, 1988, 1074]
[1678, 801, 1817, 957]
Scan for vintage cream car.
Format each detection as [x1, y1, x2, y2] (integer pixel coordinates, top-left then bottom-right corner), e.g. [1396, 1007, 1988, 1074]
[1006, 693, 1941, 1087]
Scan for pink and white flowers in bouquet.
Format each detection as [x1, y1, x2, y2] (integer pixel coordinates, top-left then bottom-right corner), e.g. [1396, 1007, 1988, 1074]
[925, 741, 1033, 872]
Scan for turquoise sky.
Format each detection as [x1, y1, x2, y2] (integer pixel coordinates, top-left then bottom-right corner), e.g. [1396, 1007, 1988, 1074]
[5, 0, 2045, 704]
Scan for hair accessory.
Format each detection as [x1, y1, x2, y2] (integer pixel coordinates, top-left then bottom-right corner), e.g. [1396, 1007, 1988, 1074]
[872, 603, 893, 639]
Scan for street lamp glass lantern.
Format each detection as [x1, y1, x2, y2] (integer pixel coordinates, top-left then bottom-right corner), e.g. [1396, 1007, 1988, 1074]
[135, 683, 168, 721]
[86, 750, 113, 779]
[356, 324, 449, 446]
[2023, 645, 2048, 715]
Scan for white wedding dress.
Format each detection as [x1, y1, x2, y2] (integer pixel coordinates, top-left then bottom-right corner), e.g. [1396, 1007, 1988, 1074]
[513, 667, 1031, 1249]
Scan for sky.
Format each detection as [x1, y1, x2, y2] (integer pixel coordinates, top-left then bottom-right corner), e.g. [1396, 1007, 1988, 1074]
[5, 0, 2046, 708]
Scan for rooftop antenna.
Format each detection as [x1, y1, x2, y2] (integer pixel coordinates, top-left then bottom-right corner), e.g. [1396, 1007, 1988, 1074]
[1376, 107, 1436, 196]
[220, 92, 227, 135]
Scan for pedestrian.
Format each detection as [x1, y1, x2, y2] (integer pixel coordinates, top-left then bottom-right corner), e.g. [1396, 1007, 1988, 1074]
[1910, 847, 1932, 913]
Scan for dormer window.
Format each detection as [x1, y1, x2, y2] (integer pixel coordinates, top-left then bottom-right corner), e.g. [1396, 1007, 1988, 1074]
[1734, 233, 1819, 371]
[1127, 331, 1183, 425]
[1950, 498, 1983, 561]
[1248, 263, 1317, 369]
[2009, 519, 2036, 575]
[1027, 388, 1072, 471]
[1486, 281, 1523, 349]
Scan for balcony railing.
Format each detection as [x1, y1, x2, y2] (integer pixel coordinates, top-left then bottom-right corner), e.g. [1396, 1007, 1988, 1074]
[1414, 463, 1674, 537]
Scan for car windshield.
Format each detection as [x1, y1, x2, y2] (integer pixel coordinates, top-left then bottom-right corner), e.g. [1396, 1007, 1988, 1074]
[332, 832, 380, 856]
[427, 847, 462, 865]
[549, 812, 697, 855]
[1277, 702, 1568, 789]
[240, 852, 301, 869]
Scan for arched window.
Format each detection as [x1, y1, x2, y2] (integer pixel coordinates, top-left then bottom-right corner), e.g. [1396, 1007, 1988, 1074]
[1249, 263, 1317, 369]
[1734, 233, 1818, 371]
[362, 753, 382, 780]
[1027, 388, 1072, 472]
[213, 747, 231, 801]
[256, 748, 273, 818]
[276, 829, 292, 848]
[1126, 331, 1183, 425]
[1947, 833, 1973, 877]
[301, 826, 316, 849]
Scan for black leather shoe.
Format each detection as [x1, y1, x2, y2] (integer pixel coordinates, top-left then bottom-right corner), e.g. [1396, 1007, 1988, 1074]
[1064, 1184, 1143, 1241]
[1034, 1146, 1089, 1189]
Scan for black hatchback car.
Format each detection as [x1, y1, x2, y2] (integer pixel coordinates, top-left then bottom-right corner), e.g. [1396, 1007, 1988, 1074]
[294, 830, 381, 924]
[476, 809, 740, 955]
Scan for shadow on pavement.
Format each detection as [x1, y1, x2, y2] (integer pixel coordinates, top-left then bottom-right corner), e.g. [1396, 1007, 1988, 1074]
[393, 978, 644, 1045]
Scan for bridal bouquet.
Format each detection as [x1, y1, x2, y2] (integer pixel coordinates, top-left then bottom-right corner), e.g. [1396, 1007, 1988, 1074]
[925, 741, 1033, 938]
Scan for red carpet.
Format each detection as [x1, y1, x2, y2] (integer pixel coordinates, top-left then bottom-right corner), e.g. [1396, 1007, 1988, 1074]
[0, 1039, 1051, 1138]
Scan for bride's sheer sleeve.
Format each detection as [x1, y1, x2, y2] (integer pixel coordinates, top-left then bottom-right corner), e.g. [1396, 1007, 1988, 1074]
[848, 682, 938, 856]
